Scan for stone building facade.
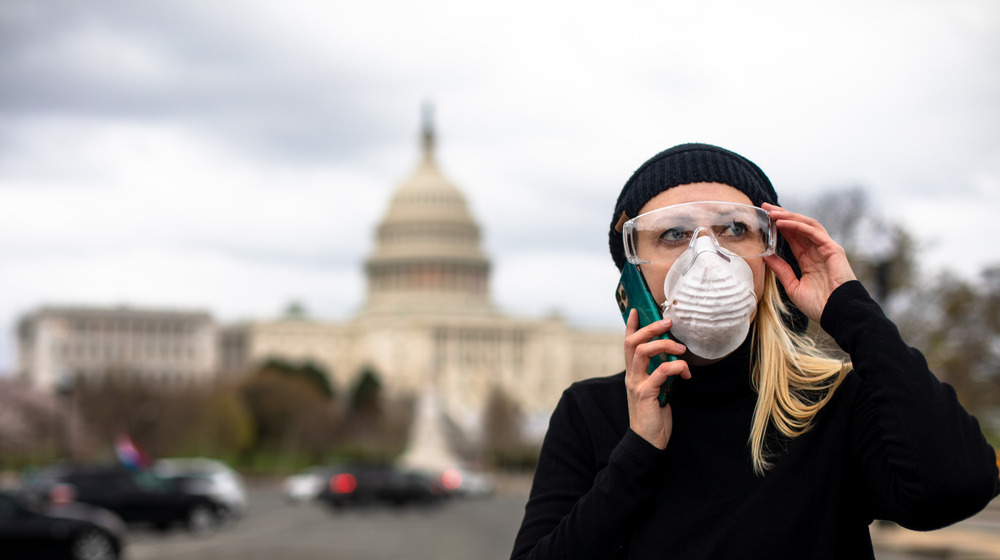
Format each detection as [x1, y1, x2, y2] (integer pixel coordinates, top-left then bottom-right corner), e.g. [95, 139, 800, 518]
[242, 116, 623, 435]
[16, 115, 624, 439]
[17, 306, 216, 391]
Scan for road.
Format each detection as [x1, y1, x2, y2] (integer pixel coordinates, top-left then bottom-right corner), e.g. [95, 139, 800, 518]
[124, 476, 1000, 560]
[126, 477, 525, 560]
[872, 498, 1000, 560]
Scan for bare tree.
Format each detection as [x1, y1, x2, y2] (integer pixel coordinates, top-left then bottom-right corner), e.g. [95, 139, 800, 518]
[800, 187, 917, 303]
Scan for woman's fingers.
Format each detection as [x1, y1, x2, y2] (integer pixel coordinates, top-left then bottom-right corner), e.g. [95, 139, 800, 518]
[624, 315, 688, 389]
[648, 359, 691, 383]
[625, 316, 671, 350]
[776, 220, 830, 255]
[625, 359, 687, 450]
[622, 312, 688, 450]
[627, 341, 690, 387]
[625, 318, 685, 377]
[763, 203, 822, 227]
[762, 202, 858, 323]
[625, 318, 681, 350]
[763, 252, 795, 283]
[764, 203, 837, 256]
[635, 337, 687, 361]
[625, 307, 639, 336]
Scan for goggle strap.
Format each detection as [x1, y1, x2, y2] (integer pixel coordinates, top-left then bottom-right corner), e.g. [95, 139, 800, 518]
[614, 211, 630, 233]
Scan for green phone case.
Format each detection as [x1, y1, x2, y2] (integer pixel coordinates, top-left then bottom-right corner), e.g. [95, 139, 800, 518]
[616, 263, 676, 406]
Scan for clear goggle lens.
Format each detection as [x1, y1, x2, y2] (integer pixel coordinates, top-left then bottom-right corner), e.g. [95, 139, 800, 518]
[623, 201, 776, 264]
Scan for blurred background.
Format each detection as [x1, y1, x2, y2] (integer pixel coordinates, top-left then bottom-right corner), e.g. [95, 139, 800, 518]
[1, 1, 998, 559]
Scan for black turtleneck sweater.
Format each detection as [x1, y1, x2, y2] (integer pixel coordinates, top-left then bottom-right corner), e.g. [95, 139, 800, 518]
[511, 281, 999, 560]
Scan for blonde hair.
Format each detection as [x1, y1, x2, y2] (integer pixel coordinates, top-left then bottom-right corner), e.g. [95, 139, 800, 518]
[749, 271, 851, 475]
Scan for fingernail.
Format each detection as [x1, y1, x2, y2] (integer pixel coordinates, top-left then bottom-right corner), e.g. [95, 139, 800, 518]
[659, 319, 670, 327]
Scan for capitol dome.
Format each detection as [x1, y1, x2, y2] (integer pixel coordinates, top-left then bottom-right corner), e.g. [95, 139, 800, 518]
[363, 110, 495, 315]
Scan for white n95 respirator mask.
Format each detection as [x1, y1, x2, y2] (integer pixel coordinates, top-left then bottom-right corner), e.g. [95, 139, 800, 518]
[661, 234, 758, 360]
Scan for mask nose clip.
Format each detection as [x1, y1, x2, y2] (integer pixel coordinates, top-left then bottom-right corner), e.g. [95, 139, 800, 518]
[680, 227, 730, 275]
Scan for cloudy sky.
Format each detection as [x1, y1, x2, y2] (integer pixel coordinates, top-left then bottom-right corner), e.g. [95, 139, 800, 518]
[1, 0, 998, 372]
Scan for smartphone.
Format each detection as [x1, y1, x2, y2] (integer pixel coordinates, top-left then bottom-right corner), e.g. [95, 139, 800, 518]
[615, 263, 676, 406]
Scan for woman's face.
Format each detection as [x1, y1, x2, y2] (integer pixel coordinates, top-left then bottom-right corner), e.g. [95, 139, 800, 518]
[636, 182, 768, 308]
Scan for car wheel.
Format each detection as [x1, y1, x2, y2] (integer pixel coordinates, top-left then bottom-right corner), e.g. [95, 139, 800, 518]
[213, 505, 234, 526]
[71, 529, 117, 560]
[187, 504, 219, 536]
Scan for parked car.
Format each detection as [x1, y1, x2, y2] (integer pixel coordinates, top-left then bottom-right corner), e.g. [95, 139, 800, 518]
[0, 489, 125, 560]
[283, 466, 336, 504]
[316, 464, 448, 510]
[437, 467, 495, 498]
[32, 464, 224, 535]
[153, 458, 247, 522]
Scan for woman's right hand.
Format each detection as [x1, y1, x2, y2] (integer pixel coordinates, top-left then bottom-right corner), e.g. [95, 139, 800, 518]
[624, 310, 691, 450]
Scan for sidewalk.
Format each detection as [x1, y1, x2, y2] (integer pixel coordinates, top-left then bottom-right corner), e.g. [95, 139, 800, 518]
[871, 501, 1000, 559]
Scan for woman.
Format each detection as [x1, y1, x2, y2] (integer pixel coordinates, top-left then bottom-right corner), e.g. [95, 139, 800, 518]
[510, 143, 999, 559]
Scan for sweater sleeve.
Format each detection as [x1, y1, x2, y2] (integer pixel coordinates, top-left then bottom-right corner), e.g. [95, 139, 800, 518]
[510, 384, 669, 560]
[821, 281, 999, 530]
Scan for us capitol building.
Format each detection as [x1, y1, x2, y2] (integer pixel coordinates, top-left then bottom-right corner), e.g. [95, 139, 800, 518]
[17, 115, 623, 438]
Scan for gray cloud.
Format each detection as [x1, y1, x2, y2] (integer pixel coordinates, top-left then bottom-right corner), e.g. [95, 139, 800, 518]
[0, 1, 407, 164]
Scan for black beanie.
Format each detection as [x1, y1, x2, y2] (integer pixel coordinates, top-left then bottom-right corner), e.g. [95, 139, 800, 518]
[608, 143, 808, 332]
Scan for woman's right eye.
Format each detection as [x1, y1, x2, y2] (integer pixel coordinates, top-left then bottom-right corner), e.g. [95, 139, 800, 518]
[658, 228, 688, 244]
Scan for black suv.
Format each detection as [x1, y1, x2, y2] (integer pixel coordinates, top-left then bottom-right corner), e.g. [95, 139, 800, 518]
[33, 465, 223, 535]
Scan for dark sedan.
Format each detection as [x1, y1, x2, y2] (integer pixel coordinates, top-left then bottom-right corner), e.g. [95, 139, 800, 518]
[0, 490, 125, 560]
[317, 464, 448, 510]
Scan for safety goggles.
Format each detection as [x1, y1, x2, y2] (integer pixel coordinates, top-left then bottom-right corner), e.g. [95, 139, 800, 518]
[622, 201, 776, 264]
